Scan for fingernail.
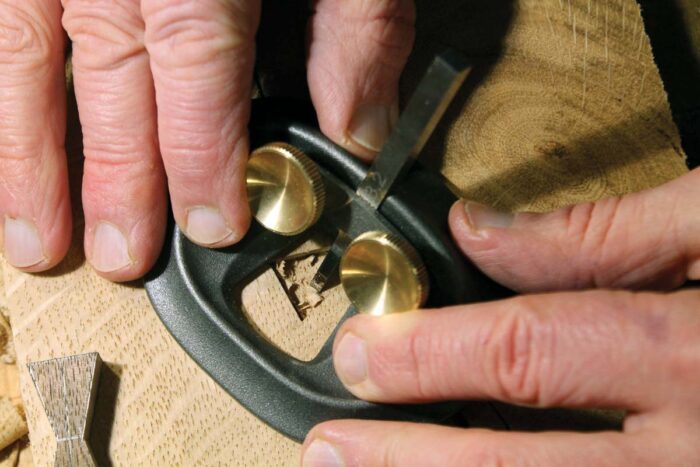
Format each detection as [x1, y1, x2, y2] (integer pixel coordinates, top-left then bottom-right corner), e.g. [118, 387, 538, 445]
[185, 206, 233, 246]
[464, 202, 514, 231]
[303, 440, 344, 467]
[3, 217, 45, 268]
[347, 103, 395, 153]
[91, 222, 132, 272]
[334, 332, 368, 386]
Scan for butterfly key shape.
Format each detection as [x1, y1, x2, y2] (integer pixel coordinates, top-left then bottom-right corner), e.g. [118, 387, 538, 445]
[28, 352, 102, 467]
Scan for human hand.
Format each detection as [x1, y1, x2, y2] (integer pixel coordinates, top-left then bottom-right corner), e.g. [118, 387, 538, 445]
[302, 168, 700, 466]
[0, 0, 415, 281]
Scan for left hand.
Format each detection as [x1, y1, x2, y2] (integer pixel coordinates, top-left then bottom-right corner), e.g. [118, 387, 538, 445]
[0, 0, 414, 281]
[301, 169, 700, 466]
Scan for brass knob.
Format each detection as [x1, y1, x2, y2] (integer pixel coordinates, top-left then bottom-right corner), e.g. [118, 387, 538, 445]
[246, 143, 326, 236]
[340, 231, 429, 316]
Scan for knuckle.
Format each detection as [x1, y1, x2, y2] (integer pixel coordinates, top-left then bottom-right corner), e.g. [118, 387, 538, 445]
[0, 2, 60, 68]
[667, 347, 700, 392]
[368, 325, 447, 400]
[0, 136, 44, 163]
[481, 297, 558, 406]
[158, 116, 247, 181]
[316, 0, 415, 58]
[82, 156, 162, 207]
[664, 291, 700, 387]
[83, 143, 152, 169]
[62, 0, 145, 69]
[319, 0, 415, 21]
[365, 0, 416, 53]
[160, 138, 245, 198]
[142, 0, 257, 69]
[0, 145, 65, 210]
[160, 136, 221, 178]
[403, 329, 440, 399]
[562, 202, 591, 244]
[564, 198, 622, 286]
[0, 138, 51, 188]
[0, 156, 39, 196]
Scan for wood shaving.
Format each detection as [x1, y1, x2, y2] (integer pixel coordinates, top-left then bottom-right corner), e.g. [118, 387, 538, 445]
[0, 398, 27, 451]
[0, 263, 30, 466]
[0, 313, 15, 365]
[274, 253, 327, 320]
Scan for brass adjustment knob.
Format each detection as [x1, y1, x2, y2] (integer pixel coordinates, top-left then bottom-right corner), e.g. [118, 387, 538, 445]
[246, 143, 326, 236]
[340, 231, 429, 316]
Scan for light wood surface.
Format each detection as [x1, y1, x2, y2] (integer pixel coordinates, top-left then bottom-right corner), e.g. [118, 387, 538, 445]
[2, 0, 689, 465]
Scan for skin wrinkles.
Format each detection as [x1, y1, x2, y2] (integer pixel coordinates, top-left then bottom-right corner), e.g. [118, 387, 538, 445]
[3, 2, 698, 464]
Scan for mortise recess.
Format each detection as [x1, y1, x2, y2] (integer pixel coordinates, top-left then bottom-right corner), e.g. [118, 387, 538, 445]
[236, 233, 350, 362]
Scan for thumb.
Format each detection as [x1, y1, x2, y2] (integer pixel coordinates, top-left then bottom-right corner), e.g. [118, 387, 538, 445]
[307, 0, 415, 161]
[449, 168, 700, 292]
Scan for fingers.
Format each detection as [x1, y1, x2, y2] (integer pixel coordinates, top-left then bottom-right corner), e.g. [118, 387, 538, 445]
[142, 0, 259, 247]
[302, 420, 646, 467]
[0, 0, 71, 272]
[307, 0, 415, 161]
[63, 0, 166, 281]
[332, 289, 700, 410]
[449, 169, 700, 293]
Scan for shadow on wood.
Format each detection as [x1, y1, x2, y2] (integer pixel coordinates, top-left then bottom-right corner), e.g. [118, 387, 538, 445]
[454, 104, 684, 210]
[407, 0, 516, 171]
[90, 362, 122, 467]
[637, 0, 700, 168]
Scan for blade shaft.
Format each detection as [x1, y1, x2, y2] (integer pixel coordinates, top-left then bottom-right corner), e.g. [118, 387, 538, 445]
[356, 49, 471, 209]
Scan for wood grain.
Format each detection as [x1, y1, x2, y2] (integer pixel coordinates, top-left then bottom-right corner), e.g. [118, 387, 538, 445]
[408, 0, 688, 211]
[28, 353, 101, 466]
[3, 0, 688, 465]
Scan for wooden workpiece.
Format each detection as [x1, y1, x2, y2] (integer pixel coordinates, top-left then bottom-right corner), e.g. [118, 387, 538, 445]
[2, 0, 688, 464]
[27, 353, 101, 467]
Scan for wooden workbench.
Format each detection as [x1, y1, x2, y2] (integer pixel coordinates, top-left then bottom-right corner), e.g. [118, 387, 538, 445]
[2, 0, 688, 464]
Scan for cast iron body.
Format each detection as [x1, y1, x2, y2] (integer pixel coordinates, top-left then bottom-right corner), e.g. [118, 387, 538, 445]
[145, 98, 498, 442]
